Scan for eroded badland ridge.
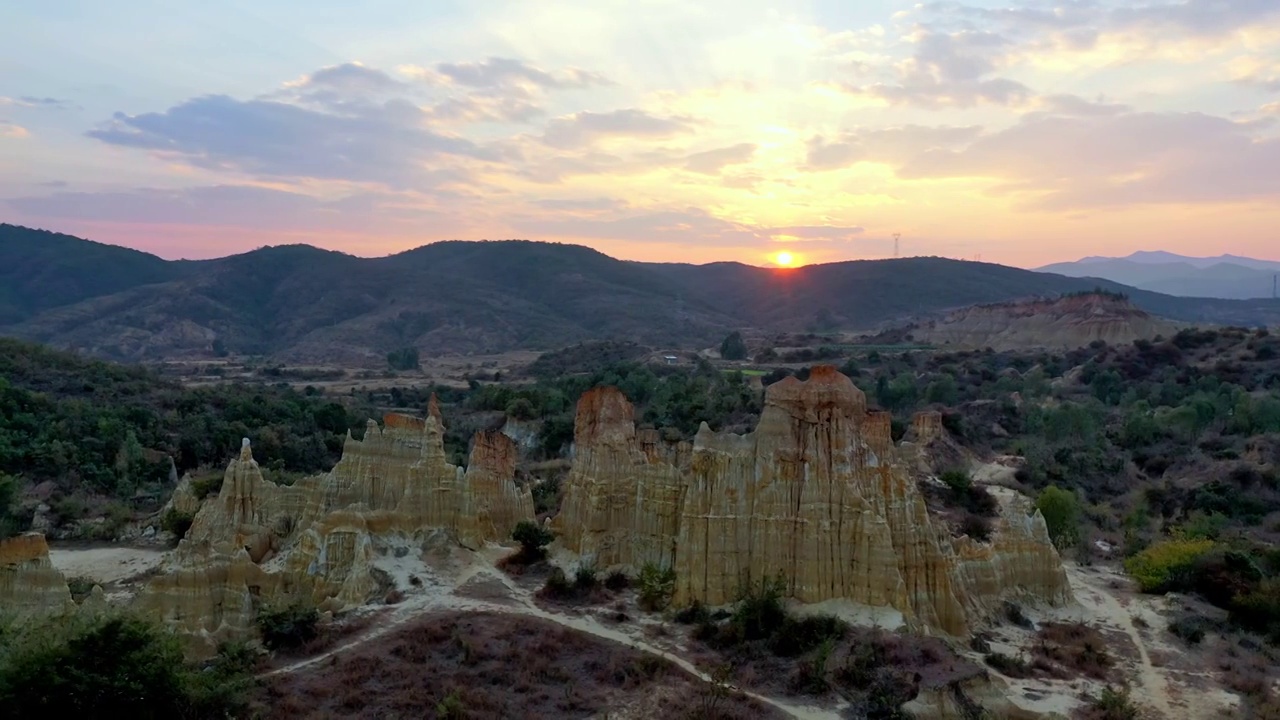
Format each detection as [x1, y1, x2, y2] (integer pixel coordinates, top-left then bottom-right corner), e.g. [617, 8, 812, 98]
[889, 292, 1183, 351]
[2, 367, 1072, 715]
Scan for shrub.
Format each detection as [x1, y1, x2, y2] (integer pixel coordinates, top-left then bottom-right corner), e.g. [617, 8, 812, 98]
[67, 576, 96, 603]
[189, 475, 223, 501]
[1088, 686, 1140, 720]
[574, 561, 598, 590]
[0, 612, 250, 718]
[673, 601, 712, 625]
[541, 568, 574, 599]
[770, 614, 848, 657]
[511, 520, 555, 563]
[984, 652, 1032, 678]
[1124, 538, 1217, 593]
[940, 469, 972, 494]
[637, 563, 676, 612]
[255, 601, 320, 650]
[159, 508, 194, 542]
[733, 574, 788, 642]
[1168, 615, 1208, 645]
[603, 570, 630, 591]
[959, 513, 993, 542]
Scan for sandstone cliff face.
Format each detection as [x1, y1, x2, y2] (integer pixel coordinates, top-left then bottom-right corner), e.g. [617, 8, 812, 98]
[0, 533, 73, 615]
[555, 366, 1071, 635]
[141, 409, 535, 653]
[552, 387, 688, 569]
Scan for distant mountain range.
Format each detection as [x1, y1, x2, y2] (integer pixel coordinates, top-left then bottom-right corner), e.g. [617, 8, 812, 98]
[1038, 251, 1280, 300]
[2, 223, 1279, 363]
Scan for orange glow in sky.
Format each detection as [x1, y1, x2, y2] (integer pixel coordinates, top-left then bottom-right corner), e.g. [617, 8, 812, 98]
[5, 1, 1280, 268]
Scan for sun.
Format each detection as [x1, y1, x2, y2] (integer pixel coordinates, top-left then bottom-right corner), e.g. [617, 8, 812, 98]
[772, 251, 797, 267]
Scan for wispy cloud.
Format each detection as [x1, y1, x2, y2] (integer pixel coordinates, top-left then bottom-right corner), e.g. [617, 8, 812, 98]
[0, 120, 29, 138]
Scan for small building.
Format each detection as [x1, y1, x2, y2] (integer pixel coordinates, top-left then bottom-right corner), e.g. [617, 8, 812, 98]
[662, 355, 678, 365]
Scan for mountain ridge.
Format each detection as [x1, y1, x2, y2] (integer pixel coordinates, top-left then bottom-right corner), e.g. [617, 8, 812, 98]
[1040, 250, 1280, 299]
[3, 223, 1279, 362]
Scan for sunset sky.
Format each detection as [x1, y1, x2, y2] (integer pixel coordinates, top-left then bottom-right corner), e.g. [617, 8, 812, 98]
[3, 1, 1279, 268]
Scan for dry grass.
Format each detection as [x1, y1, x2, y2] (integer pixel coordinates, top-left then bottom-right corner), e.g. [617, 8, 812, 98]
[1030, 622, 1115, 681]
[253, 610, 784, 720]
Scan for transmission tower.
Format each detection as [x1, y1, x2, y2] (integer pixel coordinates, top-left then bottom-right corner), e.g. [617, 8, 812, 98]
[893, 233, 901, 258]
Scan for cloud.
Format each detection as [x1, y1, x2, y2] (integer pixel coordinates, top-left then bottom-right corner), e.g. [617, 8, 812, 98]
[805, 125, 983, 170]
[6, 184, 436, 232]
[532, 197, 629, 211]
[85, 93, 493, 188]
[395, 57, 610, 125]
[0, 96, 72, 109]
[837, 29, 1033, 108]
[424, 57, 610, 90]
[0, 120, 29, 138]
[925, 0, 1280, 40]
[683, 143, 756, 174]
[767, 225, 865, 241]
[1032, 94, 1132, 117]
[893, 111, 1280, 209]
[541, 109, 694, 149]
[511, 207, 766, 247]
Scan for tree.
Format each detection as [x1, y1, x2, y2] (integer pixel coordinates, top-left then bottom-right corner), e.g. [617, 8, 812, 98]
[0, 473, 19, 539]
[719, 331, 748, 361]
[0, 612, 250, 718]
[386, 347, 420, 371]
[1036, 485, 1081, 549]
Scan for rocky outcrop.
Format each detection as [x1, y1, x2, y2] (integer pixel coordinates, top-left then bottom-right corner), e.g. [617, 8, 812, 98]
[0, 533, 72, 615]
[555, 366, 1071, 635]
[553, 388, 689, 569]
[140, 408, 535, 654]
[908, 293, 1180, 351]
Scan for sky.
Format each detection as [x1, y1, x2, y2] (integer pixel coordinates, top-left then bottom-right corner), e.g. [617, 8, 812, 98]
[2, 0, 1279, 268]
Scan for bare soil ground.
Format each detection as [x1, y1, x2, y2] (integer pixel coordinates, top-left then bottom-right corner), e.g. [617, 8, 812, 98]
[253, 610, 785, 720]
[47, 544, 168, 586]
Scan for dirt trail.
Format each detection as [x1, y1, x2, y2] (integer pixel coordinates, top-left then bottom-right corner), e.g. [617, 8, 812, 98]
[265, 567, 840, 720]
[1072, 571, 1175, 720]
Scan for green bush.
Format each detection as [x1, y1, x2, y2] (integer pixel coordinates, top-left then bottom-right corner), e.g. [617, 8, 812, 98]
[255, 601, 320, 651]
[1036, 485, 1082, 549]
[1090, 686, 1140, 720]
[573, 560, 598, 590]
[511, 520, 555, 562]
[637, 563, 676, 611]
[160, 508, 194, 542]
[719, 331, 748, 361]
[0, 612, 250, 719]
[1123, 538, 1217, 593]
[732, 574, 788, 642]
[67, 576, 96, 603]
[386, 347, 420, 371]
[770, 614, 848, 657]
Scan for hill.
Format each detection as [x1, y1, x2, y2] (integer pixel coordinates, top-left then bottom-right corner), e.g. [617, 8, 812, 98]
[1039, 251, 1280, 300]
[1, 224, 1279, 362]
[882, 291, 1182, 351]
[0, 224, 196, 324]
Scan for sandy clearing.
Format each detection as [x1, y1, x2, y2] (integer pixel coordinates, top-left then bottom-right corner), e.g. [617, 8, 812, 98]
[48, 545, 169, 585]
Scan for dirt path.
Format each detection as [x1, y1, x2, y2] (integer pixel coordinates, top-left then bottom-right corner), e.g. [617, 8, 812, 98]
[1073, 571, 1175, 720]
[264, 567, 840, 720]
